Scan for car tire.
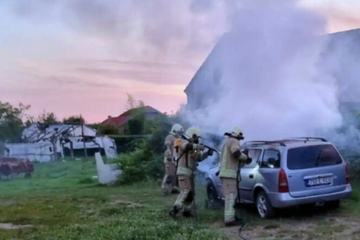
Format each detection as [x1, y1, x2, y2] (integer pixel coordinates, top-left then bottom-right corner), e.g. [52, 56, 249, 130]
[206, 180, 221, 208]
[256, 191, 276, 219]
[325, 200, 340, 209]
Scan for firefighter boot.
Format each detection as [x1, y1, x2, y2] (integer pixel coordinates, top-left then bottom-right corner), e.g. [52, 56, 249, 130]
[171, 186, 180, 194]
[183, 210, 193, 218]
[225, 216, 245, 227]
[183, 203, 194, 218]
[168, 206, 179, 219]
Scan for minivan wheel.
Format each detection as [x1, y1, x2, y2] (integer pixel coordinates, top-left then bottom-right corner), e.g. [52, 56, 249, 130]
[256, 191, 275, 219]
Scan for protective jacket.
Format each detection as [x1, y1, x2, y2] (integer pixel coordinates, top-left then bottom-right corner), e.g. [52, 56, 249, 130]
[164, 134, 177, 163]
[176, 139, 208, 176]
[219, 137, 249, 179]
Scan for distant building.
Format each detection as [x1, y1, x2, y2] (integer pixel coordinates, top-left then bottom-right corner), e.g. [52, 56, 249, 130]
[5, 124, 117, 162]
[185, 28, 360, 109]
[101, 106, 164, 134]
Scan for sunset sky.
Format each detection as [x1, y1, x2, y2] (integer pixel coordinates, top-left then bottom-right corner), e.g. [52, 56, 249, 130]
[1, 0, 360, 123]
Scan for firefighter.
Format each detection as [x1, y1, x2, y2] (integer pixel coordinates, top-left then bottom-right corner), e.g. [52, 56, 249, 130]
[161, 123, 184, 196]
[219, 127, 252, 227]
[168, 127, 213, 218]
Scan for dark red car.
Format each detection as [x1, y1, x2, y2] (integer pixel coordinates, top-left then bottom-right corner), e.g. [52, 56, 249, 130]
[0, 157, 34, 180]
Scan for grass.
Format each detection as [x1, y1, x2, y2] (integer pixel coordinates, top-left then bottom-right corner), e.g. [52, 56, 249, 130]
[0, 159, 227, 240]
[0, 159, 359, 240]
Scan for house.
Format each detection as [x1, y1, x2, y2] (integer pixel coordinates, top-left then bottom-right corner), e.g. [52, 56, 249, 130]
[101, 106, 164, 134]
[5, 124, 117, 162]
[185, 28, 360, 109]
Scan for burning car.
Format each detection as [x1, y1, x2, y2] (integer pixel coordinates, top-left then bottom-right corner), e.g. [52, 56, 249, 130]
[205, 137, 352, 218]
[0, 157, 34, 180]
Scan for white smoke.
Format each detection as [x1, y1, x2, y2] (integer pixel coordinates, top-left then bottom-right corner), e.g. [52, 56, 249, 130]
[182, 1, 343, 139]
[180, 1, 360, 171]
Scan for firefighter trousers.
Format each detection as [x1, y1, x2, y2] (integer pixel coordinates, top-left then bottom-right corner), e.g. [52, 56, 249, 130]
[221, 177, 237, 223]
[173, 175, 193, 213]
[161, 162, 179, 195]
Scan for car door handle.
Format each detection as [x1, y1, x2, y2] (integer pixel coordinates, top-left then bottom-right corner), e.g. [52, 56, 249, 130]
[249, 174, 254, 179]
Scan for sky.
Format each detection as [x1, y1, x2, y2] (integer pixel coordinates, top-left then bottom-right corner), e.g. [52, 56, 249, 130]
[0, 0, 360, 123]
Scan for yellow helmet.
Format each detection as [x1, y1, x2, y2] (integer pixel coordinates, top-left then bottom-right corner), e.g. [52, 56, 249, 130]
[185, 127, 201, 139]
[170, 123, 184, 135]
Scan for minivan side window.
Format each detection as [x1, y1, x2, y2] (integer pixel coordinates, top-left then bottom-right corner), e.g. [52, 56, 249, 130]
[261, 149, 281, 168]
[243, 149, 262, 168]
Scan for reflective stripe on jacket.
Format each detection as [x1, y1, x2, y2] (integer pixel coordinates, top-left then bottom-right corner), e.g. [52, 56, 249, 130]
[176, 139, 201, 177]
[219, 137, 247, 179]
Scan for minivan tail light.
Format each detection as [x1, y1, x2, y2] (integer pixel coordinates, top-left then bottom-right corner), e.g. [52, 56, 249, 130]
[345, 163, 350, 184]
[278, 169, 289, 193]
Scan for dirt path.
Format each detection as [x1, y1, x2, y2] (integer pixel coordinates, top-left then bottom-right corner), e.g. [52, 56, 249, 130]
[220, 216, 360, 240]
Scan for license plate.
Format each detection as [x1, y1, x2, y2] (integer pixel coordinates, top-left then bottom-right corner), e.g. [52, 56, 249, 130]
[306, 176, 332, 187]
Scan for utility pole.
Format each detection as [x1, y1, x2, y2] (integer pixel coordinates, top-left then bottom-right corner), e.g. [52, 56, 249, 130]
[81, 124, 88, 158]
[70, 141, 74, 159]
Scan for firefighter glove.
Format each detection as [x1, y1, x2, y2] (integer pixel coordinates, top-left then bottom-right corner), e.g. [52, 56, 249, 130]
[195, 144, 205, 151]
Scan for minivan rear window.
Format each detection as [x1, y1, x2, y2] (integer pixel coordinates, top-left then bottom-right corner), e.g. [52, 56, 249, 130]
[287, 145, 343, 170]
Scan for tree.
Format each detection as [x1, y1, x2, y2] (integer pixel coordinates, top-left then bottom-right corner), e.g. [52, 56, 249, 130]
[123, 93, 148, 134]
[63, 115, 85, 124]
[97, 124, 119, 135]
[37, 111, 59, 124]
[125, 93, 137, 110]
[0, 101, 30, 142]
[116, 115, 171, 184]
[138, 100, 145, 108]
[126, 104, 146, 135]
[125, 93, 146, 110]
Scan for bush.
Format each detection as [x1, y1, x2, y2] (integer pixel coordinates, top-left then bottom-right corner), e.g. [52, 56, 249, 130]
[116, 141, 164, 184]
[116, 117, 171, 184]
[111, 135, 149, 154]
[97, 124, 119, 135]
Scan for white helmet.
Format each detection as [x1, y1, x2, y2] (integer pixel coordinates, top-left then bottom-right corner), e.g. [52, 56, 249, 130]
[232, 127, 242, 136]
[185, 127, 201, 140]
[226, 126, 244, 139]
[170, 123, 184, 135]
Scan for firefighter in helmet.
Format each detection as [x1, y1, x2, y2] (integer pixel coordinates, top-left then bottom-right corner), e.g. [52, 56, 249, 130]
[168, 127, 213, 218]
[220, 127, 252, 226]
[161, 123, 183, 196]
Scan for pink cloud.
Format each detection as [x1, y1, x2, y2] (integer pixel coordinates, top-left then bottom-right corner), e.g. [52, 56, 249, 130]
[314, 6, 360, 33]
[0, 59, 188, 123]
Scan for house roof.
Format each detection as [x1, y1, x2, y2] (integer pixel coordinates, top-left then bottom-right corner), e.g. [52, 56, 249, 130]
[121, 106, 162, 116]
[184, 33, 229, 94]
[102, 115, 130, 126]
[184, 28, 360, 94]
[22, 124, 97, 142]
[102, 106, 163, 126]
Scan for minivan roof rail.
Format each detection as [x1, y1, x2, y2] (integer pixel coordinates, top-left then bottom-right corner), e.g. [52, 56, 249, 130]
[245, 141, 286, 147]
[285, 137, 328, 142]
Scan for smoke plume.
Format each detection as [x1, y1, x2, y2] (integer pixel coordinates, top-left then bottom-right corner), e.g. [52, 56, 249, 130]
[182, 1, 341, 138]
[179, 0, 360, 171]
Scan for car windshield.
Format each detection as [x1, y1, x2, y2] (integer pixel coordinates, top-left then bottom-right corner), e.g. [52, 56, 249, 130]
[287, 144, 343, 170]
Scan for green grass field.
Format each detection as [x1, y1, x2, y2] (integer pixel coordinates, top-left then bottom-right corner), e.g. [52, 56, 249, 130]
[0, 159, 359, 240]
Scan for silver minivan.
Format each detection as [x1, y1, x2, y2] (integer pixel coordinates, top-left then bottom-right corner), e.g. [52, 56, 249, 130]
[205, 137, 352, 218]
